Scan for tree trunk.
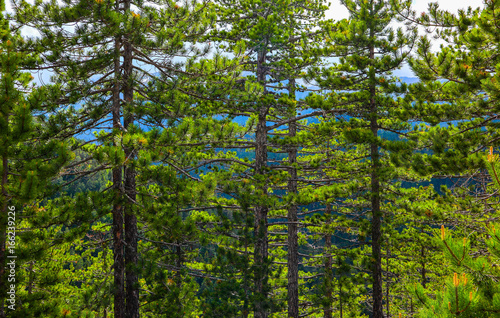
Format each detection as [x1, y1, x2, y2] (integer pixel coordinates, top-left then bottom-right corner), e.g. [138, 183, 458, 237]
[287, 79, 299, 318]
[123, 1, 139, 316]
[254, 47, 269, 318]
[370, 106, 383, 318]
[254, 112, 269, 318]
[369, 38, 383, 318]
[124, 159, 139, 318]
[112, 31, 125, 318]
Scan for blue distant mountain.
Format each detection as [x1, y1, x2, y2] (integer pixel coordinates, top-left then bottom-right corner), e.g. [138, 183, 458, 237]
[75, 77, 421, 140]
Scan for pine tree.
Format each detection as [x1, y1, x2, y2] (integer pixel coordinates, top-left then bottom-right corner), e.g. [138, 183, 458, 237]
[0, 2, 70, 316]
[271, 12, 329, 318]
[306, 0, 420, 316]
[413, 148, 500, 317]
[12, 0, 238, 316]
[405, 2, 500, 316]
[207, 0, 331, 315]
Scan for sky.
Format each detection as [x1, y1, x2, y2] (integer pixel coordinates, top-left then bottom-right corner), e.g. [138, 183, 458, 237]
[323, 0, 485, 77]
[325, 0, 484, 21]
[6, 0, 486, 81]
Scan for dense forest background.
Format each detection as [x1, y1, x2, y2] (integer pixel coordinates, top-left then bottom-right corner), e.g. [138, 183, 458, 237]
[2, 0, 500, 317]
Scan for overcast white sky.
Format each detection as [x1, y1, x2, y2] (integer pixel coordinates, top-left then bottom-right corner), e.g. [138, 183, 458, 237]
[326, 0, 483, 21]
[6, 0, 485, 80]
[324, 0, 485, 77]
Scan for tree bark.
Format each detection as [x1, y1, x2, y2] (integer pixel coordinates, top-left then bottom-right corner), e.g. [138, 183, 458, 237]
[254, 47, 269, 318]
[287, 79, 299, 318]
[124, 157, 139, 318]
[369, 38, 383, 318]
[123, 1, 139, 316]
[112, 31, 125, 318]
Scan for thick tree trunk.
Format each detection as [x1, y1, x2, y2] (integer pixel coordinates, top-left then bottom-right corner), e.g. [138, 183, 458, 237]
[123, 1, 139, 316]
[124, 168, 138, 318]
[370, 110, 383, 318]
[254, 111, 269, 318]
[112, 33, 125, 318]
[287, 79, 299, 318]
[369, 40, 383, 318]
[254, 47, 269, 318]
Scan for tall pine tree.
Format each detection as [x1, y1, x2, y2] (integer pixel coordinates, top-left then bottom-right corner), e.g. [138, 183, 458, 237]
[0, 1, 70, 316]
[12, 0, 238, 315]
[307, 0, 419, 315]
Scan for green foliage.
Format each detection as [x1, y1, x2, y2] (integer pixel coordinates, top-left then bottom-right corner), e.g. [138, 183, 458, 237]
[0, 4, 72, 316]
[412, 146, 500, 317]
[5, 0, 500, 317]
[414, 224, 500, 317]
